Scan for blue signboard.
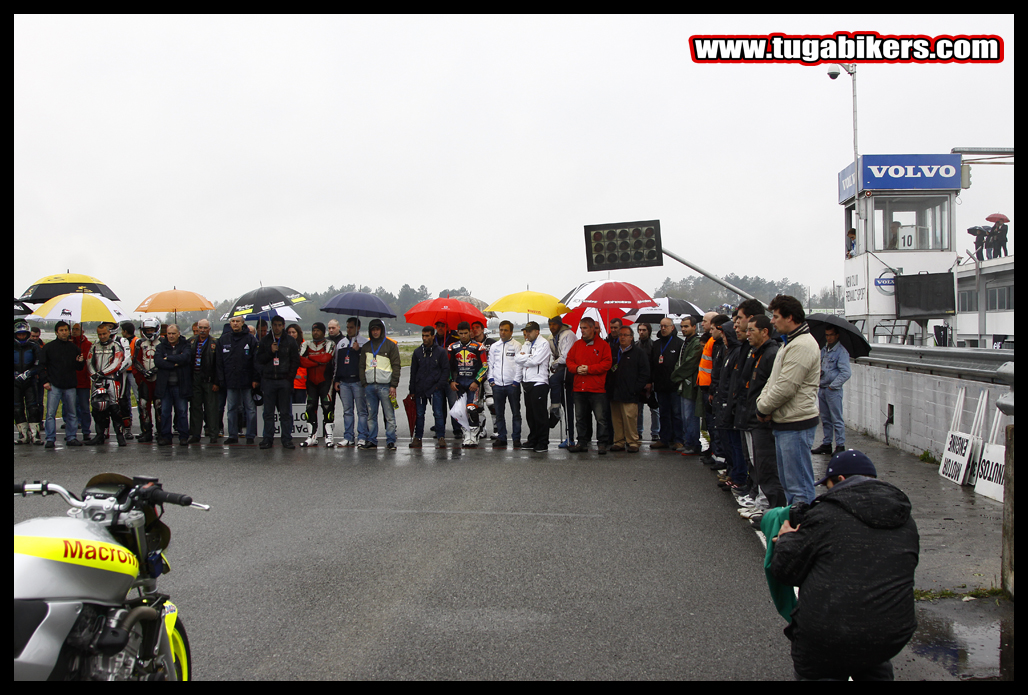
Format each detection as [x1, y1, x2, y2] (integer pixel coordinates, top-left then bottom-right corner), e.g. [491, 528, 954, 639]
[838, 154, 961, 203]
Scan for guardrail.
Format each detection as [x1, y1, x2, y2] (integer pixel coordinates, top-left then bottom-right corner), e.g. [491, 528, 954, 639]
[856, 344, 1015, 383]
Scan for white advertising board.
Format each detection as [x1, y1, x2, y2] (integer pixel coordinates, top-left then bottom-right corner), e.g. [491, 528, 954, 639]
[257, 403, 312, 439]
[973, 443, 1006, 503]
[938, 430, 980, 486]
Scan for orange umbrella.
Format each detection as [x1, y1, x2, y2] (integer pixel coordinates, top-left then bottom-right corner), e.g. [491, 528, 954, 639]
[135, 287, 216, 322]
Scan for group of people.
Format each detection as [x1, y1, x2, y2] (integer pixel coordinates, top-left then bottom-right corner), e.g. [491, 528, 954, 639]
[15, 298, 924, 681]
[14, 296, 854, 497]
[967, 219, 1010, 260]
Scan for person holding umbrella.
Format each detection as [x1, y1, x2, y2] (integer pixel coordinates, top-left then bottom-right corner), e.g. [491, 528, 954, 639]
[810, 326, 851, 456]
[333, 317, 368, 448]
[987, 214, 1009, 258]
[256, 315, 301, 449]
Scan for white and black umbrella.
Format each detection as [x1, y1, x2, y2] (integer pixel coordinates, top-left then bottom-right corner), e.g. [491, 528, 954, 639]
[222, 286, 308, 322]
[622, 296, 704, 324]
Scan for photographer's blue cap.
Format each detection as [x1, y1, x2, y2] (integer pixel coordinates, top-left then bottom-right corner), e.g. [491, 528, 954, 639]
[815, 449, 877, 486]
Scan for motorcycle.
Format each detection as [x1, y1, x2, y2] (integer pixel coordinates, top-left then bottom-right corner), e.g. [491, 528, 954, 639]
[14, 474, 209, 680]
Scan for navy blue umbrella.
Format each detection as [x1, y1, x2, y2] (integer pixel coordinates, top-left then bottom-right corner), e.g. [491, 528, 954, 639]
[320, 291, 396, 318]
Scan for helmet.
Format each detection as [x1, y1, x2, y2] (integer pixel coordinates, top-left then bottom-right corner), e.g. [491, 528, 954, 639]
[14, 321, 30, 343]
[91, 384, 110, 412]
[141, 317, 160, 341]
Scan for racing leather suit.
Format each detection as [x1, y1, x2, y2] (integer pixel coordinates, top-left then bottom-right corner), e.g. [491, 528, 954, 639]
[132, 335, 162, 439]
[88, 337, 126, 437]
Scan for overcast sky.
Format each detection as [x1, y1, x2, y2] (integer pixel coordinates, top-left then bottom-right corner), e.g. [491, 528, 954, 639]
[14, 14, 1015, 317]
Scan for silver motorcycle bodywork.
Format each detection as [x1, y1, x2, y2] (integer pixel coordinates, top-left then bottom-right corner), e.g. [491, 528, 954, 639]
[14, 479, 201, 681]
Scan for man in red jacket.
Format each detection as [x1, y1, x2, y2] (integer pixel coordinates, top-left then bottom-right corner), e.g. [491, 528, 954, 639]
[566, 317, 612, 454]
[300, 322, 336, 447]
[71, 323, 94, 441]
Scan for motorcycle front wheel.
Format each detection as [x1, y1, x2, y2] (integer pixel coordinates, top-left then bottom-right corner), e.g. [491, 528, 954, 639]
[169, 617, 191, 681]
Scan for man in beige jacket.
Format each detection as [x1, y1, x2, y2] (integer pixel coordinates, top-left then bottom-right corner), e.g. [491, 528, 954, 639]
[756, 295, 820, 505]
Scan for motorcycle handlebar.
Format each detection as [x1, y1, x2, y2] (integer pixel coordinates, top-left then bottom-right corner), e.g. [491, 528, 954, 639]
[140, 486, 193, 507]
[16, 480, 208, 511]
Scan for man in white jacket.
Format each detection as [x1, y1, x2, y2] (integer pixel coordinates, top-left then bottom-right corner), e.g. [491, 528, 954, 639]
[487, 321, 522, 448]
[516, 321, 551, 453]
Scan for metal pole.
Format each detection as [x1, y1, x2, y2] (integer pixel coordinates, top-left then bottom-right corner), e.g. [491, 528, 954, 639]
[661, 248, 760, 304]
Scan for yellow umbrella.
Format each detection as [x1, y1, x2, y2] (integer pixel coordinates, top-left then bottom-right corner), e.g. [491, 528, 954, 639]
[20, 272, 119, 303]
[27, 293, 130, 324]
[485, 291, 570, 318]
[136, 288, 216, 314]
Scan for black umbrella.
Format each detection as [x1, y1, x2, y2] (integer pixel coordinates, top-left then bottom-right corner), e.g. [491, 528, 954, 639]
[14, 298, 33, 316]
[320, 291, 396, 318]
[222, 286, 309, 321]
[805, 313, 871, 359]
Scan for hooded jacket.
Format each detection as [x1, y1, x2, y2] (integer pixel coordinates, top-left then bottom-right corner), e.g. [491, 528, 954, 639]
[410, 341, 449, 397]
[712, 323, 746, 429]
[359, 319, 401, 387]
[733, 336, 779, 430]
[768, 477, 919, 679]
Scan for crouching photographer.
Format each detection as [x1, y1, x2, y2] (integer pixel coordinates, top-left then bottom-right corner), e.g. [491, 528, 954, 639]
[767, 450, 920, 680]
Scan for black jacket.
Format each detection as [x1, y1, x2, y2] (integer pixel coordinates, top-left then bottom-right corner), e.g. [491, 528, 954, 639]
[154, 337, 193, 399]
[605, 343, 650, 403]
[769, 477, 919, 679]
[650, 333, 683, 393]
[216, 328, 259, 390]
[409, 343, 449, 397]
[189, 335, 218, 383]
[256, 331, 300, 382]
[733, 337, 779, 430]
[38, 338, 84, 389]
[712, 323, 745, 429]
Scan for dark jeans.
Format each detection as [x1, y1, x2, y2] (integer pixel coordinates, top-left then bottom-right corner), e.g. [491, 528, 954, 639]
[747, 427, 786, 509]
[573, 391, 610, 445]
[725, 429, 747, 485]
[415, 389, 446, 439]
[190, 378, 219, 438]
[160, 384, 189, 441]
[262, 378, 294, 443]
[491, 383, 522, 441]
[523, 382, 549, 449]
[655, 390, 684, 444]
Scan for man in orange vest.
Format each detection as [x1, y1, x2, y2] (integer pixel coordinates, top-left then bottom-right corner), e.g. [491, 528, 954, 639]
[700, 313, 730, 466]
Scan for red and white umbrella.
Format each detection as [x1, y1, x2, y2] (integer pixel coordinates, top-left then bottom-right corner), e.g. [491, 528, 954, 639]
[560, 280, 655, 311]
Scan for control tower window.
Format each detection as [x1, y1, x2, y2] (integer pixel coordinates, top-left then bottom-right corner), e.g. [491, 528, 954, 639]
[871, 195, 950, 251]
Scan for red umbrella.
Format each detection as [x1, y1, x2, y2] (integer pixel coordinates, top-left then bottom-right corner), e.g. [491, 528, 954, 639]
[404, 297, 487, 329]
[561, 304, 626, 333]
[402, 393, 417, 437]
[573, 281, 654, 310]
[986, 213, 1009, 224]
